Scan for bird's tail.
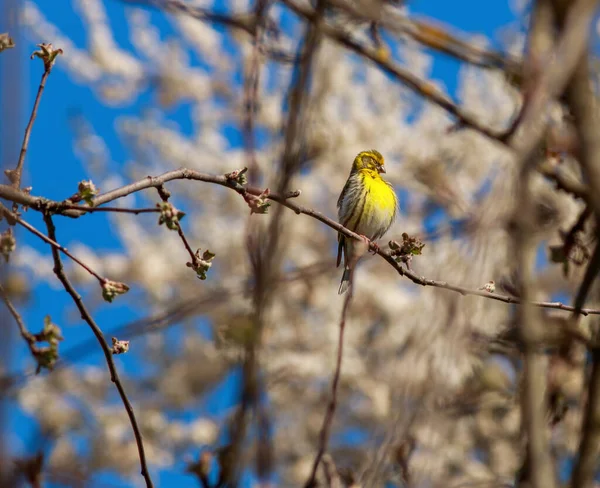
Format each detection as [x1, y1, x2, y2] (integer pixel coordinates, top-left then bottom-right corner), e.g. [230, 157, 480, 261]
[338, 267, 351, 295]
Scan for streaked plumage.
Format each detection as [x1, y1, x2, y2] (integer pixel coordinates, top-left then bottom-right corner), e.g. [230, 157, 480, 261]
[336, 150, 398, 294]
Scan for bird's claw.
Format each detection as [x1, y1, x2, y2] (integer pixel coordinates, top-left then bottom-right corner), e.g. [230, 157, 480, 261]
[358, 234, 379, 254]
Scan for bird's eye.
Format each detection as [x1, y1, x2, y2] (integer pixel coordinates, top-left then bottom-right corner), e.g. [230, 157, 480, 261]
[361, 155, 375, 166]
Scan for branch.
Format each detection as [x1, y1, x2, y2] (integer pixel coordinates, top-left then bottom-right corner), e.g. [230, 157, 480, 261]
[512, 2, 558, 486]
[537, 159, 590, 203]
[0, 202, 106, 283]
[328, 0, 522, 79]
[42, 213, 154, 488]
[2, 172, 600, 316]
[304, 270, 353, 488]
[554, 0, 600, 484]
[506, 0, 599, 486]
[321, 454, 342, 488]
[0, 260, 332, 395]
[559, 9, 600, 223]
[5, 44, 61, 205]
[153, 185, 204, 273]
[572, 348, 600, 488]
[0, 283, 36, 356]
[124, 0, 297, 63]
[242, 0, 272, 184]
[123, 0, 257, 35]
[572, 243, 600, 316]
[279, 0, 506, 142]
[51, 204, 161, 215]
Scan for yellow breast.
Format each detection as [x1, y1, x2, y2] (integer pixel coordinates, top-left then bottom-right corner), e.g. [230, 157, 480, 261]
[357, 170, 397, 238]
[361, 170, 396, 211]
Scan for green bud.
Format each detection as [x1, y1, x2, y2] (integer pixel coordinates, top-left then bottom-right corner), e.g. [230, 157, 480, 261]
[101, 279, 130, 303]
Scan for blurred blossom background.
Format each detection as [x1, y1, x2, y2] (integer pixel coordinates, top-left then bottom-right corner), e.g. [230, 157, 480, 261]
[0, 0, 599, 487]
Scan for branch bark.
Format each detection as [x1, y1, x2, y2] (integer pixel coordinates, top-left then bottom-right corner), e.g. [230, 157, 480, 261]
[304, 270, 353, 488]
[42, 213, 154, 488]
[2, 173, 600, 316]
[552, 0, 600, 485]
[511, 2, 558, 486]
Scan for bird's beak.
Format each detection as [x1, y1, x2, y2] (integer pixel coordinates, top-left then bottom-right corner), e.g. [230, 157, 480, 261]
[378, 166, 386, 174]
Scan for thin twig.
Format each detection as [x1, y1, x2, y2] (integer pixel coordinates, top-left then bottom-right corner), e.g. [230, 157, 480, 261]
[305, 270, 353, 488]
[42, 213, 154, 488]
[0, 202, 105, 283]
[321, 454, 341, 488]
[175, 224, 197, 263]
[153, 186, 199, 267]
[53, 204, 161, 215]
[0, 283, 36, 351]
[1, 260, 333, 395]
[537, 160, 590, 202]
[572, 243, 600, 316]
[6, 60, 52, 203]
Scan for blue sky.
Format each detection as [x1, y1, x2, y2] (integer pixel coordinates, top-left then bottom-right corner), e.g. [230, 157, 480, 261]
[1, 1, 522, 486]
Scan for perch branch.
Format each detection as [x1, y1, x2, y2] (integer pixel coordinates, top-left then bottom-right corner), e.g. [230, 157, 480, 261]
[2, 174, 600, 316]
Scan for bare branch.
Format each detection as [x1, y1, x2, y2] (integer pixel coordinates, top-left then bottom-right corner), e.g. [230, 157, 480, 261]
[537, 159, 590, 202]
[551, 0, 600, 485]
[506, 0, 599, 485]
[242, 0, 272, 184]
[305, 269, 353, 488]
[511, 1, 558, 485]
[42, 213, 154, 488]
[321, 454, 342, 488]
[2, 173, 600, 316]
[0, 202, 107, 283]
[280, 0, 507, 142]
[505, 0, 598, 157]
[153, 185, 203, 272]
[571, 348, 600, 488]
[123, 0, 257, 35]
[5, 44, 60, 206]
[124, 0, 298, 63]
[50, 204, 161, 215]
[329, 0, 522, 79]
[0, 283, 36, 354]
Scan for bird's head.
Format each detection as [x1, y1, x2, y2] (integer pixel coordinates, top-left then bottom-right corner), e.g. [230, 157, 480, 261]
[353, 150, 386, 174]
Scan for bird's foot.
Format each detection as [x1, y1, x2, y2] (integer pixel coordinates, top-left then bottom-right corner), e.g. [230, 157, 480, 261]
[358, 234, 379, 254]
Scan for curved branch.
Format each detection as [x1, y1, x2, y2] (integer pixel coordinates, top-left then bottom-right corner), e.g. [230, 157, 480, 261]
[2, 171, 600, 316]
[42, 214, 154, 488]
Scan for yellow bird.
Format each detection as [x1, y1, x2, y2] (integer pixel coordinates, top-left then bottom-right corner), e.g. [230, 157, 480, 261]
[336, 150, 398, 294]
